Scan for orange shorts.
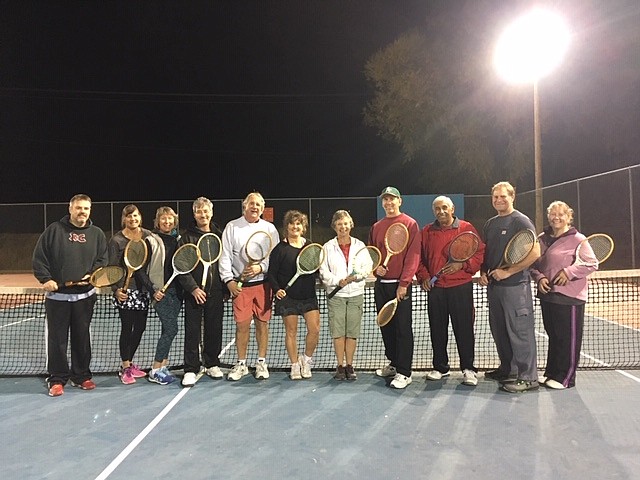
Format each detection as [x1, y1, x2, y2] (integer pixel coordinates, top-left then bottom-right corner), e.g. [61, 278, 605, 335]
[233, 282, 273, 323]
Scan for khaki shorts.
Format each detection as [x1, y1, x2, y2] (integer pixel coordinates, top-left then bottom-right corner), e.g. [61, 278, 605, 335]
[233, 283, 273, 323]
[327, 294, 364, 338]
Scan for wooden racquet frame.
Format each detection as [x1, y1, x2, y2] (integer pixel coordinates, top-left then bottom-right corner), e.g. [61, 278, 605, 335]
[122, 239, 148, 291]
[326, 245, 381, 299]
[197, 233, 222, 288]
[574, 233, 614, 267]
[64, 265, 125, 288]
[429, 231, 479, 287]
[493, 228, 537, 272]
[160, 243, 201, 294]
[284, 243, 325, 291]
[237, 230, 273, 288]
[382, 223, 409, 268]
[377, 298, 399, 327]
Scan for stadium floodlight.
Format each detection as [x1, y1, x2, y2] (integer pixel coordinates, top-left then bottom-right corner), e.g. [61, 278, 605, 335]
[494, 8, 570, 232]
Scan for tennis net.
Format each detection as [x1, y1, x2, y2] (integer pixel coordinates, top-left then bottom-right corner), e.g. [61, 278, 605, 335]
[1, 270, 639, 375]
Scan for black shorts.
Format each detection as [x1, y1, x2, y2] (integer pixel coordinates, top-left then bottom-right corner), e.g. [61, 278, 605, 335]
[275, 295, 319, 317]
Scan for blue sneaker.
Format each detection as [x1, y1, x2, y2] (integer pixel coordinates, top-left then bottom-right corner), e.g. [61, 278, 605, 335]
[148, 367, 175, 385]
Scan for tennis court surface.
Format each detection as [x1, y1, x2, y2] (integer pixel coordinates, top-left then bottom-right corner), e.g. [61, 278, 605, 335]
[1, 369, 639, 480]
[1, 271, 639, 479]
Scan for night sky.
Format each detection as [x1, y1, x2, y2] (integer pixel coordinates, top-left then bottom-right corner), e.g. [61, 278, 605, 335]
[1, 1, 639, 203]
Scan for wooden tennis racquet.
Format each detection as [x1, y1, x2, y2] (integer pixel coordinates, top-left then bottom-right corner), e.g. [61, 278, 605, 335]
[285, 243, 325, 291]
[490, 228, 536, 275]
[377, 298, 399, 327]
[382, 222, 409, 268]
[237, 230, 273, 288]
[197, 233, 222, 288]
[573, 233, 614, 267]
[326, 245, 381, 299]
[160, 243, 200, 293]
[430, 231, 480, 287]
[122, 239, 148, 291]
[65, 265, 125, 288]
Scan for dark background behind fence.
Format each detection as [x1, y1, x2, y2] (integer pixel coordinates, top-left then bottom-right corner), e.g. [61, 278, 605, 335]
[1, 166, 638, 272]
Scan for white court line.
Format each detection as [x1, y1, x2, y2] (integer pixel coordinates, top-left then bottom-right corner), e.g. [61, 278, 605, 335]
[0, 314, 44, 328]
[537, 328, 640, 381]
[94, 334, 238, 480]
[590, 315, 640, 333]
[615, 369, 640, 383]
[94, 387, 191, 480]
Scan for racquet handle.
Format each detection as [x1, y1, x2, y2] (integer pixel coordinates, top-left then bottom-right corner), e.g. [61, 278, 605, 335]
[327, 285, 342, 299]
[429, 272, 442, 287]
[284, 272, 301, 291]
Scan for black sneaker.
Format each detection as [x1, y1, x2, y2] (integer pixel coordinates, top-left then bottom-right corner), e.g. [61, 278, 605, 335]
[502, 379, 540, 393]
[334, 365, 346, 381]
[345, 365, 357, 381]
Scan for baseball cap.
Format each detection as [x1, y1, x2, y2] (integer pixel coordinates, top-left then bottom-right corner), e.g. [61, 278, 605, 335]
[380, 186, 401, 198]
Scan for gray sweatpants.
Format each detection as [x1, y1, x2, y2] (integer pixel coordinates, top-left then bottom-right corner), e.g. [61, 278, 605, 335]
[487, 282, 537, 381]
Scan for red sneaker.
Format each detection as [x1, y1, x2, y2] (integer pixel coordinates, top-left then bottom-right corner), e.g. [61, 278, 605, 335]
[71, 379, 96, 390]
[48, 384, 64, 397]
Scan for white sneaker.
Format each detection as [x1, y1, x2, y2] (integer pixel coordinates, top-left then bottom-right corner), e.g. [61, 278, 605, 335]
[390, 373, 412, 389]
[255, 360, 270, 380]
[227, 362, 248, 381]
[290, 362, 302, 380]
[181, 372, 197, 387]
[299, 356, 312, 379]
[375, 364, 397, 377]
[426, 370, 450, 381]
[205, 366, 223, 379]
[545, 379, 566, 390]
[462, 369, 478, 386]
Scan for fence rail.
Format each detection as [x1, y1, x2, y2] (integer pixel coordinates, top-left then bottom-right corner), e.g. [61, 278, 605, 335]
[1, 166, 638, 271]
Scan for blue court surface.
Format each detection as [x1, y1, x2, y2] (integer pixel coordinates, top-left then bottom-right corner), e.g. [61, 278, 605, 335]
[2, 368, 639, 480]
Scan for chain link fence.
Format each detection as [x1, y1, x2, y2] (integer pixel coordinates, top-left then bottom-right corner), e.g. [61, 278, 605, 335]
[1, 165, 638, 271]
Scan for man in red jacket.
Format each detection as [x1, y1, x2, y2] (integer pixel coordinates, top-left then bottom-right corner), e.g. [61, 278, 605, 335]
[416, 196, 485, 386]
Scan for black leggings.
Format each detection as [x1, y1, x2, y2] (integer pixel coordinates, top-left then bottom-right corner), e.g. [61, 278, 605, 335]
[118, 309, 148, 363]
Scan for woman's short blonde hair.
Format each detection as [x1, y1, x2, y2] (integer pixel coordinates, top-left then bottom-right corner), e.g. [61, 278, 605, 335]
[154, 206, 178, 230]
[547, 201, 574, 225]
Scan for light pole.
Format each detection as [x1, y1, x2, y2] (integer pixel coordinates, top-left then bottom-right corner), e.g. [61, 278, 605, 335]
[494, 8, 570, 232]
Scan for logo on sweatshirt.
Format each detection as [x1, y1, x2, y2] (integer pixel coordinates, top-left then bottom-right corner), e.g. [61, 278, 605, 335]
[69, 232, 87, 243]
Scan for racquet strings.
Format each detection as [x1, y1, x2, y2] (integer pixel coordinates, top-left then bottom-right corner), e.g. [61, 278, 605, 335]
[504, 230, 536, 265]
[125, 240, 147, 269]
[377, 299, 398, 327]
[199, 234, 221, 263]
[585, 234, 614, 263]
[246, 232, 272, 262]
[91, 265, 125, 287]
[385, 223, 409, 254]
[298, 243, 324, 273]
[353, 246, 381, 279]
[173, 243, 200, 273]
[448, 232, 479, 262]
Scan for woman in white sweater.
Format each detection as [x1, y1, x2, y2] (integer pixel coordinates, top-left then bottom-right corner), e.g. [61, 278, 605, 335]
[319, 210, 368, 381]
